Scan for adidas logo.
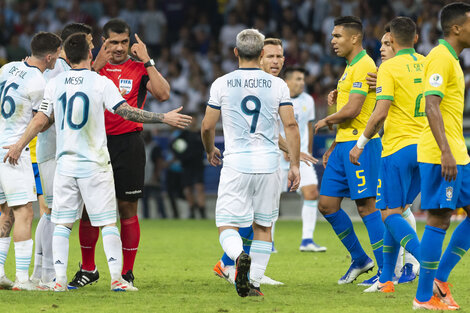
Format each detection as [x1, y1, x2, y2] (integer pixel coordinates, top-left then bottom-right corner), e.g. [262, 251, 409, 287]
[108, 257, 117, 262]
[55, 260, 64, 265]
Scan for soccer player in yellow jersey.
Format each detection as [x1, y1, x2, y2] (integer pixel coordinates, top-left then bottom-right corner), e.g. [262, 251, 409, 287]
[349, 17, 425, 294]
[413, 2, 470, 310]
[314, 16, 385, 286]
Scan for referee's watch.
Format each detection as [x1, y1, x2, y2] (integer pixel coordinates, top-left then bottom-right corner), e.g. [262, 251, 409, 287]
[144, 59, 155, 68]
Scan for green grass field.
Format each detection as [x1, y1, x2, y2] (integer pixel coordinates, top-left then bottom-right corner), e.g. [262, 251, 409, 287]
[1, 219, 469, 312]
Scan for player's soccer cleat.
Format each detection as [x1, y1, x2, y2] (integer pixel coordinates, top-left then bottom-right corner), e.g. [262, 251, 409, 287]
[247, 284, 264, 296]
[68, 264, 99, 289]
[122, 270, 138, 290]
[366, 281, 395, 293]
[213, 260, 235, 284]
[234, 251, 251, 297]
[0, 275, 13, 290]
[299, 239, 327, 252]
[12, 279, 41, 291]
[338, 257, 374, 285]
[398, 263, 417, 284]
[433, 279, 460, 310]
[358, 269, 381, 286]
[412, 295, 457, 310]
[53, 280, 68, 292]
[260, 275, 284, 285]
[111, 278, 138, 292]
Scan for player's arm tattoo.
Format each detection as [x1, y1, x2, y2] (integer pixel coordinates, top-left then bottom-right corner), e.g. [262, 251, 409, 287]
[0, 209, 14, 237]
[115, 103, 164, 123]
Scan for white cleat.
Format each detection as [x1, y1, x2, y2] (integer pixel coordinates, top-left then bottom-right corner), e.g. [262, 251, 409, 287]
[260, 275, 284, 285]
[111, 278, 138, 292]
[53, 280, 68, 292]
[299, 243, 327, 252]
[364, 280, 379, 293]
[12, 279, 41, 291]
[0, 275, 14, 290]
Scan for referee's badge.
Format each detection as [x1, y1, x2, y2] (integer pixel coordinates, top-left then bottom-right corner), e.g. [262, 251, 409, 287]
[446, 187, 453, 201]
[119, 79, 133, 95]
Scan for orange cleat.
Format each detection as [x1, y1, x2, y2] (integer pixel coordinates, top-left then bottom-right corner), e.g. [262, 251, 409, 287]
[377, 281, 395, 293]
[213, 260, 235, 284]
[433, 279, 460, 309]
[412, 295, 457, 310]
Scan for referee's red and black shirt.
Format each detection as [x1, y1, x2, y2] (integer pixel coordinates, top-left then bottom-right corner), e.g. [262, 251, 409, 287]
[101, 58, 150, 135]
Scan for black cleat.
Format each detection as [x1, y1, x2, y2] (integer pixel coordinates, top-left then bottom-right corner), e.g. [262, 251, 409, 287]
[248, 284, 264, 296]
[122, 270, 135, 285]
[67, 263, 99, 289]
[234, 252, 251, 297]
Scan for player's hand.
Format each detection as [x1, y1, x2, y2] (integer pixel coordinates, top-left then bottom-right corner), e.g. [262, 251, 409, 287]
[322, 149, 332, 168]
[314, 118, 333, 134]
[207, 147, 222, 167]
[287, 165, 300, 192]
[131, 34, 150, 63]
[162, 106, 192, 129]
[300, 152, 318, 166]
[366, 72, 377, 89]
[3, 144, 22, 165]
[441, 150, 458, 182]
[92, 38, 112, 72]
[349, 145, 363, 166]
[327, 90, 337, 106]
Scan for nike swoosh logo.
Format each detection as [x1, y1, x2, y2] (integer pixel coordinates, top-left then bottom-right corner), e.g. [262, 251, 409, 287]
[436, 284, 447, 297]
[375, 199, 381, 203]
[358, 188, 367, 194]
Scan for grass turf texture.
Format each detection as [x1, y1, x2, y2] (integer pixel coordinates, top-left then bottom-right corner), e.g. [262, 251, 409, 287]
[1, 219, 469, 312]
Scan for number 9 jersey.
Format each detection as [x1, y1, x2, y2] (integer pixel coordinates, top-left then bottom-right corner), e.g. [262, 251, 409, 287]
[207, 68, 292, 174]
[0, 61, 46, 160]
[40, 69, 126, 178]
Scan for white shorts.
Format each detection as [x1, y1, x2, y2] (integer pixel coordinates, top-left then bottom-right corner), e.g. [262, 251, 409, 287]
[52, 170, 117, 227]
[215, 166, 280, 228]
[0, 154, 36, 206]
[38, 158, 56, 209]
[281, 162, 318, 193]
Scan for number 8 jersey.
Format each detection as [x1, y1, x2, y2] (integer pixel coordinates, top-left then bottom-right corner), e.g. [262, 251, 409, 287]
[0, 62, 46, 160]
[207, 68, 292, 174]
[40, 69, 126, 178]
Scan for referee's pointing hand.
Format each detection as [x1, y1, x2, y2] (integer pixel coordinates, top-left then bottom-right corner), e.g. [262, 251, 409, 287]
[163, 106, 192, 129]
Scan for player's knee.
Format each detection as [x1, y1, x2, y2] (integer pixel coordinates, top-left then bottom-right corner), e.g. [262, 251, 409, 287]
[426, 209, 453, 230]
[318, 200, 335, 216]
[302, 186, 319, 200]
[117, 200, 138, 219]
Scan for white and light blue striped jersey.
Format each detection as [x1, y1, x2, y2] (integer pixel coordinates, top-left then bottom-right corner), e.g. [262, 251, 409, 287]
[208, 68, 292, 173]
[280, 92, 315, 170]
[37, 58, 71, 163]
[40, 68, 126, 178]
[0, 61, 46, 160]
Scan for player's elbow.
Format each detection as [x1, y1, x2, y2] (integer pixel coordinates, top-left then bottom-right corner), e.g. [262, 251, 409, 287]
[348, 106, 362, 119]
[284, 120, 299, 133]
[155, 89, 170, 102]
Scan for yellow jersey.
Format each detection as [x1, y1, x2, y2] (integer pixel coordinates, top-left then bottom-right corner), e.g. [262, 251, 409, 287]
[376, 48, 426, 157]
[417, 39, 469, 165]
[336, 50, 378, 142]
[29, 136, 37, 163]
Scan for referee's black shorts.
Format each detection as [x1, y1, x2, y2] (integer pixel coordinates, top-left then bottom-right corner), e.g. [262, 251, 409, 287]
[107, 131, 146, 201]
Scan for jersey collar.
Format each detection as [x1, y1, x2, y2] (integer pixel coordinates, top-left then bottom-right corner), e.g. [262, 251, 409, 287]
[395, 48, 416, 56]
[439, 39, 459, 60]
[346, 50, 366, 66]
[24, 61, 41, 72]
[237, 68, 261, 70]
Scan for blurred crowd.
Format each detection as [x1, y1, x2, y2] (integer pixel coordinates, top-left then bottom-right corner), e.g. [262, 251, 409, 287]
[2, 0, 470, 120]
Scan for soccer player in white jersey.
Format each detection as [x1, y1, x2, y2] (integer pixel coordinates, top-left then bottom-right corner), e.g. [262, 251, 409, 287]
[3, 33, 192, 291]
[202, 29, 300, 297]
[0, 32, 61, 290]
[30, 23, 94, 290]
[280, 67, 326, 252]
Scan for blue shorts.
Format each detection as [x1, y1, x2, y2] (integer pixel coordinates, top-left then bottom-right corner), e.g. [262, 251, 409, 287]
[320, 138, 381, 200]
[32, 163, 43, 196]
[376, 144, 420, 210]
[420, 162, 470, 210]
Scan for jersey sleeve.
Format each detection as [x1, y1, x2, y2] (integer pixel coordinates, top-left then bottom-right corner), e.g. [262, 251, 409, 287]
[102, 77, 126, 113]
[279, 81, 292, 106]
[424, 57, 450, 99]
[28, 76, 46, 111]
[350, 62, 375, 96]
[39, 81, 54, 118]
[376, 63, 394, 101]
[207, 78, 222, 110]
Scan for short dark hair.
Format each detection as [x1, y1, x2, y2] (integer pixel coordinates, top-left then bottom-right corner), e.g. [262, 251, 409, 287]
[283, 66, 306, 79]
[384, 23, 391, 33]
[441, 2, 470, 36]
[334, 16, 363, 34]
[64, 33, 89, 64]
[264, 38, 283, 47]
[390, 17, 416, 46]
[103, 18, 130, 38]
[61, 23, 92, 42]
[31, 32, 61, 57]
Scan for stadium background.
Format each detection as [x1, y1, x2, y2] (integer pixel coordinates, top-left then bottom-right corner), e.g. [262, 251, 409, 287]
[2, 0, 470, 218]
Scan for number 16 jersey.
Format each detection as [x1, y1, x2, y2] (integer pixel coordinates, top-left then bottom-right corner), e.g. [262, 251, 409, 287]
[207, 68, 292, 174]
[40, 68, 126, 178]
